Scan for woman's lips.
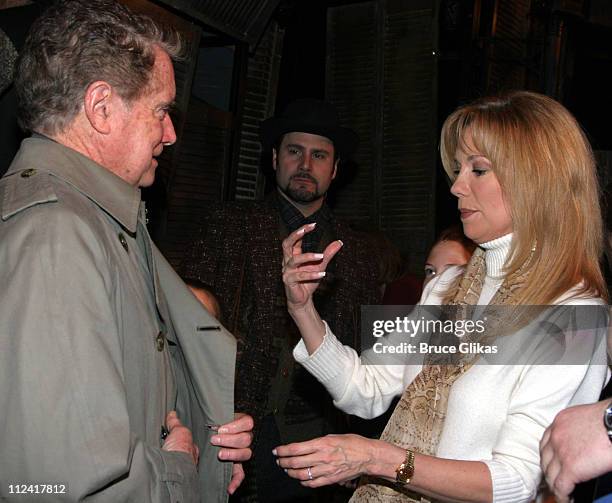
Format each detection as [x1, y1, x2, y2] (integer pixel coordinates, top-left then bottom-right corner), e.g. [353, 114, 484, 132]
[460, 209, 477, 219]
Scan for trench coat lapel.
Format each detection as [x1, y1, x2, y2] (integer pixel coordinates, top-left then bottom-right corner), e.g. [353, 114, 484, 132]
[154, 247, 236, 502]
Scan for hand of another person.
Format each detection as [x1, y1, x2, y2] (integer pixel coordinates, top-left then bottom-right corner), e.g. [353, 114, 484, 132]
[162, 411, 199, 465]
[273, 434, 379, 488]
[210, 413, 254, 494]
[540, 400, 612, 503]
[281, 223, 343, 312]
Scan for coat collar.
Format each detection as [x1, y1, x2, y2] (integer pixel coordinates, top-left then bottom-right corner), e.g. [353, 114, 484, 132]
[7, 135, 141, 233]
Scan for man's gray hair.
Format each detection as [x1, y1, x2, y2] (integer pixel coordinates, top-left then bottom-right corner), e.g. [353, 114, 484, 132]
[15, 0, 182, 135]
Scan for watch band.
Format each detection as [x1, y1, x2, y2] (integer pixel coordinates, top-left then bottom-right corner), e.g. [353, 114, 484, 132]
[604, 401, 612, 443]
[395, 449, 415, 485]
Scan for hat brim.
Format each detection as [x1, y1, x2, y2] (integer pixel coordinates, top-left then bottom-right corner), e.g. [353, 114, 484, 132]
[260, 118, 359, 160]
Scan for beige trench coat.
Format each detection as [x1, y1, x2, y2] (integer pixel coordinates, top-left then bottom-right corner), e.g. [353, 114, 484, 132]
[0, 137, 235, 502]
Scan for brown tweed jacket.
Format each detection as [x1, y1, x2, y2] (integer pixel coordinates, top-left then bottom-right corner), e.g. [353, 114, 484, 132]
[181, 195, 381, 436]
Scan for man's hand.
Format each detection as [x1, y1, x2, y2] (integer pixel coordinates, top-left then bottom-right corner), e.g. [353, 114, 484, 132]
[210, 413, 254, 494]
[162, 411, 199, 465]
[540, 400, 612, 503]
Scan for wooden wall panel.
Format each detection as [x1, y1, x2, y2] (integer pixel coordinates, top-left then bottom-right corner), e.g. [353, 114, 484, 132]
[231, 21, 284, 200]
[156, 0, 281, 47]
[327, 2, 379, 225]
[486, 0, 531, 92]
[327, 0, 438, 272]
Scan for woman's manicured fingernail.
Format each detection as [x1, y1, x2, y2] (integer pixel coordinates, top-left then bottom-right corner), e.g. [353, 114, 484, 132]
[272, 448, 278, 456]
[316, 272, 326, 278]
[313, 253, 324, 259]
[337, 240, 343, 246]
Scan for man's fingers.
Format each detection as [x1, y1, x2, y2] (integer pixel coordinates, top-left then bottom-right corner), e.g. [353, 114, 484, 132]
[218, 413, 254, 434]
[165, 410, 182, 430]
[539, 438, 552, 473]
[162, 419, 199, 465]
[211, 431, 253, 449]
[227, 464, 245, 495]
[218, 447, 252, 462]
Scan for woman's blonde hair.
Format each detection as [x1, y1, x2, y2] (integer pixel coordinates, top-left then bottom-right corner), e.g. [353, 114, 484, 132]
[440, 91, 607, 304]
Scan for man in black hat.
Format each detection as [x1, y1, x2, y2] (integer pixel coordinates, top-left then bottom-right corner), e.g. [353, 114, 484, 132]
[181, 98, 381, 502]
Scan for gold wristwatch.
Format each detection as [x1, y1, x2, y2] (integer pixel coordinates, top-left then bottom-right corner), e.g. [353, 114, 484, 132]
[395, 449, 415, 485]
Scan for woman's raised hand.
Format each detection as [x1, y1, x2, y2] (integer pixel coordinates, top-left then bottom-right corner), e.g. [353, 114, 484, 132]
[281, 223, 343, 312]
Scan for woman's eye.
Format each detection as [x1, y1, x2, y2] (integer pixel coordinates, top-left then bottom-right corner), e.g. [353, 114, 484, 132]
[424, 266, 436, 278]
[472, 168, 488, 176]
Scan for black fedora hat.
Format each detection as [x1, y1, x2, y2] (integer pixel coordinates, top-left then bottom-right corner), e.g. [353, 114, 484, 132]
[260, 98, 359, 159]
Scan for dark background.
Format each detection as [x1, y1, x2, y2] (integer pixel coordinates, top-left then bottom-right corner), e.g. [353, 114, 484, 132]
[2, 0, 612, 274]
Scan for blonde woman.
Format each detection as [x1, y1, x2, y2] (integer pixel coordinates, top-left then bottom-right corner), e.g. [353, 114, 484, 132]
[274, 91, 609, 503]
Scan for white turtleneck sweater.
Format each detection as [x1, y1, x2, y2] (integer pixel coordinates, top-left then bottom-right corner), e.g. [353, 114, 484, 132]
[293, 234, 608, 503]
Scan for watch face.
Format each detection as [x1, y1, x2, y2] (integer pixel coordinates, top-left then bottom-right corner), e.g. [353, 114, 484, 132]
[605, 404, 612, 429]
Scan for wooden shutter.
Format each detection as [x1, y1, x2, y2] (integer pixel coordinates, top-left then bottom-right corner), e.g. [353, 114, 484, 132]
[160, 101, 232, 267]
[327, 0, 439, 272]
[230, 20, 284, 201]
[326, 2, 379, 224]
[486, 0, 532, 92]
[155, 0, 281, 47]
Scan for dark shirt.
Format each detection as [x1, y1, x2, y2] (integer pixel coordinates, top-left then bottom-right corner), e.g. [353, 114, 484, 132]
[276, 190, 333, 252]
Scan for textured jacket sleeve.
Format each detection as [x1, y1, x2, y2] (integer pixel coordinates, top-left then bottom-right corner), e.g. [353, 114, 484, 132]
[179, 206, 258, 417]
[0, 206, 198, 502]
[179, 212, 217, 286]
[179, 208, 245, 326]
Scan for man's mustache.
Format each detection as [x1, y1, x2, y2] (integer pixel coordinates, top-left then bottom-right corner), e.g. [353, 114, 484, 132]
[290, 173, 318, 184]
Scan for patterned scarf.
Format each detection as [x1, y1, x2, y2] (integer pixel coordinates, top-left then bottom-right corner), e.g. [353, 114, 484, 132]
[350, 245, 531, 502]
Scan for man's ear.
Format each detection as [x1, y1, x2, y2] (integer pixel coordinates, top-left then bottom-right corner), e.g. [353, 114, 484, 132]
[83, 81, 115, 134]
[272, 148, 278, 172]
[332, 159, 339, 180]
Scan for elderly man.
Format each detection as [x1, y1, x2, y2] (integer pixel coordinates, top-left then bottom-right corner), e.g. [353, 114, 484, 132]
[0, 1, 251, 501]
[182, 99, 381, 502]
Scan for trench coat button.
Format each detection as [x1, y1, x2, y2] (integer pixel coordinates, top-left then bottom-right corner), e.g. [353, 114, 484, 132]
[21, 168, 36, 178]
[118, 233, 128, 252]
[156, 331, 165, 351]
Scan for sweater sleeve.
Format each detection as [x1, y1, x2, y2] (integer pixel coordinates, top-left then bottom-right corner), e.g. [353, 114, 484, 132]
[292, 269, 461, 419]
[483, 307, 608, 503]
[294, 321, 411, 419]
